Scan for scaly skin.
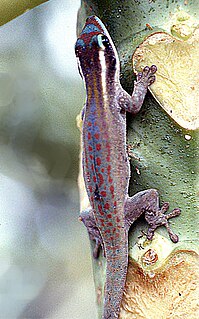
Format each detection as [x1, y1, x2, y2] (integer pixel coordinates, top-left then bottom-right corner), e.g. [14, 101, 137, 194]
[75, 16, 181, 319]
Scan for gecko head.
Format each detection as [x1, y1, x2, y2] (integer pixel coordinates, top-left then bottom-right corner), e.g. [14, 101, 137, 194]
[75, 16, 119, 79]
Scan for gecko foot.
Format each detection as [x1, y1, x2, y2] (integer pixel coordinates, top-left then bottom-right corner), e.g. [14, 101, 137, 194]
[136, 65, 157, 87]
[79, 208, 105, 259]
[145, 202, 181, 243]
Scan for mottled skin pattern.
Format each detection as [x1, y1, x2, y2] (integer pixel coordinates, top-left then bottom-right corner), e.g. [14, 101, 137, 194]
[75, 16, 181, 319]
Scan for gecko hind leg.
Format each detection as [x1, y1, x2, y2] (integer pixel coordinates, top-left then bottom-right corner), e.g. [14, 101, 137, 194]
[79, 190, 181, 260]
[124, 189, 181, 243]
[79, 207, 104, 259]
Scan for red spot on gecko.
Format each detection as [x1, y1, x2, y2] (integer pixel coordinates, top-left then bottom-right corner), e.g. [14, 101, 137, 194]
[94, 133, 99, 139]
[110, 185, 114, 193]
[99, 219, 105, 227]
[88, 145, 93, 151]
[90, 154, 93, 160]
[88, 121, 92, 126]
[104, 203, 110, 210]
[106, 142, 111, 150]
[116, 217, 120, 223]
[93, 176, 97, 182]
[100, 210, 104, 216]
[101, 168, 104, 173]
[91, 164, 94, 171]
[106, 156, 111, 162]
[96, 143, 101, 151]
[100, 191, 106, 197]
[98, 173, 104, 186]
[87, 132, 91, 140]
[108, 177, 113, 183]
[108, 222, 113, 227]
[107, 214, 112, 219]
[107, 165, 111, 172]
[96, 157, 101, 166]
[106, 245, 111, 250]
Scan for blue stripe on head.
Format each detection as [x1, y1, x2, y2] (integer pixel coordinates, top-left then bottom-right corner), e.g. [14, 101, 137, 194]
[75, 38, 85, 48]
[81, 24, 101, 35]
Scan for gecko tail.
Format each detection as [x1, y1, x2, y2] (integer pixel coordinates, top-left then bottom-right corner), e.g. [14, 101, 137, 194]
[103, 242, 128, 319]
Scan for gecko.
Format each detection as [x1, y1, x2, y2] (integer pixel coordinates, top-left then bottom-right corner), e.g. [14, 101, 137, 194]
[75, 16, 181, 319]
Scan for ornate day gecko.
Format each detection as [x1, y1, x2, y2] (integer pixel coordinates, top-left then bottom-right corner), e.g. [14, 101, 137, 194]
[75, 16, 180, 319]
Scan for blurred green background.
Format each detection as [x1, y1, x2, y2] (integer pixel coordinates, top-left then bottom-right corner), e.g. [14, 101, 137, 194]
[0, 0, 97, 318]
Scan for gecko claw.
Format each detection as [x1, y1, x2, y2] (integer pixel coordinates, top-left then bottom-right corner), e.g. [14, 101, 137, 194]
[148, 75, 156, 86]
[166, 208, 181, 219]
[143, 66, 150, 73]
[137, 72, 143, 81]
[169, 233, 179, 243]
[150, 65, 157, 74]
[160, 202, 169, 213]
[145, 203, 181, 243]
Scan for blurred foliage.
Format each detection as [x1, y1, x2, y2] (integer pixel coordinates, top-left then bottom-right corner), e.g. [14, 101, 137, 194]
[0, 0, 48, 26]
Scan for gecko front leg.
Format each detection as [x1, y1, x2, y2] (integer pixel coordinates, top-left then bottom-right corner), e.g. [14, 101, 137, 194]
[118, 65, 157, 114]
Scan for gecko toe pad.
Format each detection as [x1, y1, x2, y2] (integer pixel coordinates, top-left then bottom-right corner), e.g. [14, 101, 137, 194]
[136, 65, 157, 88]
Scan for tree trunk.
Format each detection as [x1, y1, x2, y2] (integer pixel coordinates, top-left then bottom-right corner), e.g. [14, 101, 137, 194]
[77, 0, 199, 318]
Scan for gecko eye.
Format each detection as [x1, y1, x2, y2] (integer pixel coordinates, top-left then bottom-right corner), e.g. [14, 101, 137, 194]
[97, 34, 110, 49]
[101, 35, 109, 46]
